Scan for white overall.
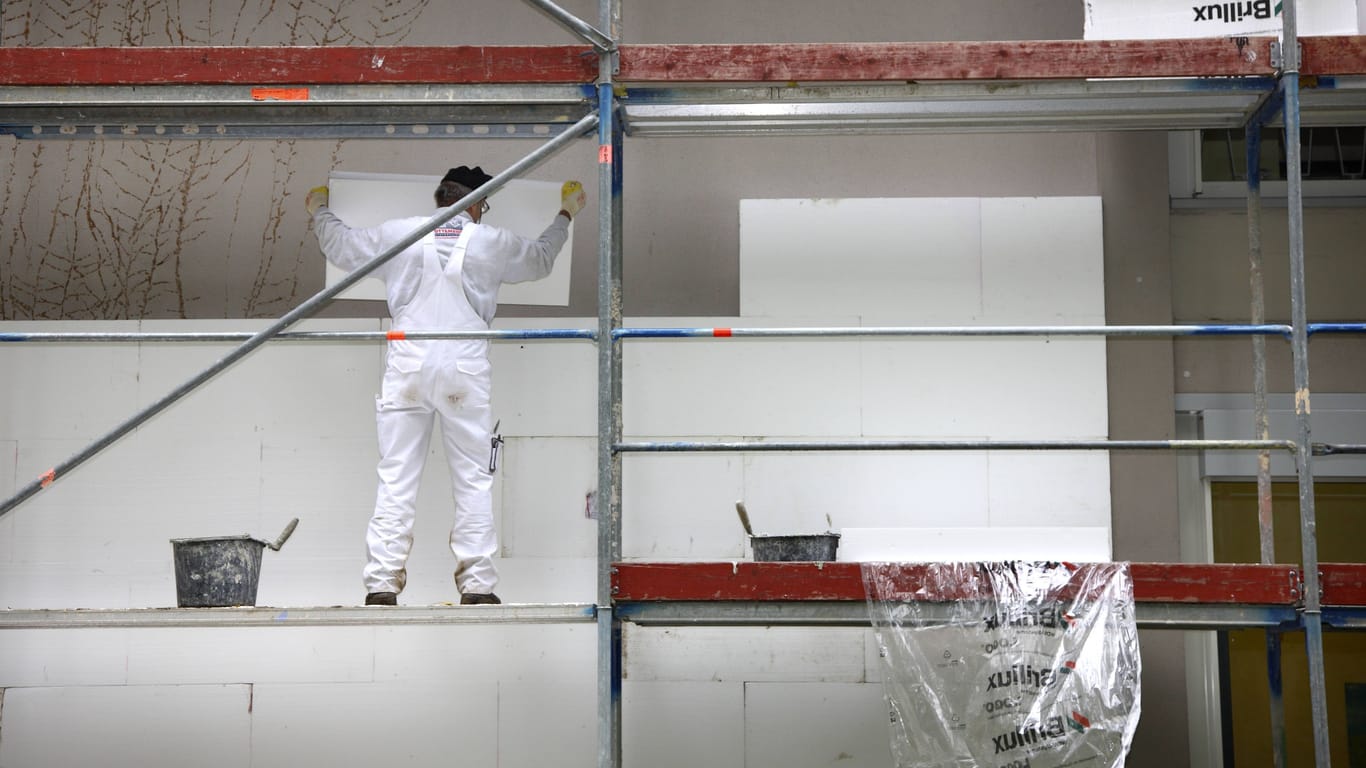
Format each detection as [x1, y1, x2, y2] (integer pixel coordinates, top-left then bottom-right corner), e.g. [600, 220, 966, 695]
[364, 225, 498, 597]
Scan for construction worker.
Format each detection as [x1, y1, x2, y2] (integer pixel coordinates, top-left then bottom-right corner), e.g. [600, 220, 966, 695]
[305, 166, 587, 606]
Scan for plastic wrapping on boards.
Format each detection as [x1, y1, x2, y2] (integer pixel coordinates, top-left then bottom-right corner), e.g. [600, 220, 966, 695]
[862, 561, 1141, 768]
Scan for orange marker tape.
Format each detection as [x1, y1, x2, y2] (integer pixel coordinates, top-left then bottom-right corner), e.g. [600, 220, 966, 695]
[40, 468, 56, 488]
[386, 330, 406, 341]
[598, 145, 613, 164]
[713, 328, 733, 337]
[251, 87, 310, 101]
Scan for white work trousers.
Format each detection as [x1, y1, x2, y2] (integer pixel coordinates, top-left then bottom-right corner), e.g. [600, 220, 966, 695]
[363, 229, 498, 597]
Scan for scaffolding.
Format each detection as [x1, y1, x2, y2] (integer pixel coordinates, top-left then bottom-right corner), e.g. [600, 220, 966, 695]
[2, 1, 1366, 766]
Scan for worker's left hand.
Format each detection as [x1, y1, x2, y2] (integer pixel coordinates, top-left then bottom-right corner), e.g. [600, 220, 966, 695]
[305, 185, 330, 215]
[560, 180, 586, 219]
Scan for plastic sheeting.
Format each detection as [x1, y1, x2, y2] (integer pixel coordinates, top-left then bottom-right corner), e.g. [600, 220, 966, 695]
[862, 561, 1141, 768]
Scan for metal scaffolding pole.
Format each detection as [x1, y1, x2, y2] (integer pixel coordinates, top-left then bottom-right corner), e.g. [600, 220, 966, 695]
[613, 324, 1294, 339]
[1280, 2, 1333, 764]
[616, 438, 1297, 453]
[1247, 115, 1288, 768]
[0, 111, 599, 520]
[522, 0, 615, 51]
[595, 2, 623, 767]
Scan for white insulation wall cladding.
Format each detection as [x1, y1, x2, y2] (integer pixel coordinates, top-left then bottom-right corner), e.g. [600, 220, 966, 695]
[0, 196, 1107, 767]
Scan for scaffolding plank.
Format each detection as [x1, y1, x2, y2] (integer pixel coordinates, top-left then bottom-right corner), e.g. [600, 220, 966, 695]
[1322, 562, 1366, 607]
[612, 562, 1305, 605]
[0, 45, 596, 86]
[616, 39, 1276, 82]
[2, 38, 1364, 88]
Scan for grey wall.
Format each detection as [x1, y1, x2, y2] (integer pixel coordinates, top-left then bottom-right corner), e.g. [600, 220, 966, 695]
[4, 1, 1365, 766]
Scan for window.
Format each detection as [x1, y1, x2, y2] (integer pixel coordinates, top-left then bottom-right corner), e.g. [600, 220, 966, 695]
[1169, 128, 1366, 205]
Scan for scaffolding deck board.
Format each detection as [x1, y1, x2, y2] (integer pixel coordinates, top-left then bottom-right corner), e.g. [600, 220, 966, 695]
[611, 562, 1366, 629]
[612, 562, 1366, 604]
[2, 38, 1365, 86]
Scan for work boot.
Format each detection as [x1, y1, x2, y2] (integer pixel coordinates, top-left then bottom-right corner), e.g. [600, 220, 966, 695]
[460, 592, 501, 605]
[365, 591, 398, 606]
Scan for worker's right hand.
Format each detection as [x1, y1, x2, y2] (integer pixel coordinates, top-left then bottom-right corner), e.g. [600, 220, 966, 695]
[560, 180, 586, 219]
[305, 185, 330, 215]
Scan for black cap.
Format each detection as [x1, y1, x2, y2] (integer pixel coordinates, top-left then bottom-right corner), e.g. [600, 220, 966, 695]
[441, 165, 493, 189]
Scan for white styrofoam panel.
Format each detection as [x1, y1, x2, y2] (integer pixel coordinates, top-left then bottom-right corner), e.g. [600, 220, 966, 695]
[489, 318, 598, 437]
[375, 624, 595, 684]
[740, 198, 983, 321]
[249, 681, 498, 767]
[0, 321, 141, 441]
[623, 681, 745, 768]
[251, 555, 364, 608]
[744, 682, 895, 768]
[246, 440, 367, 607]
[0, 562, 139, 609]
[859, 337, 1109, 439]
[622, 451, 745, 560]
[986, 452, 1113, 528]
[491, 556, 596, 604]
[126, 626, 376, 685]
[624, 626, 867, 683]
[0, 684, 252, 768]
[499, 678, 597, 768]
[863, 630, 886, 684]
[135, 319, 382, 442]
[739, 451, 991, 535]
[1, 439, 14, 562]
[838, 526, 1113, 562]
[623, 317, 864, 437]
[0, 629, 130, 686]
[259, 438, 378, 553]
[979, 197, 1105, 324]
[12, 433, 264, 569]
[499, 437, 597, 558]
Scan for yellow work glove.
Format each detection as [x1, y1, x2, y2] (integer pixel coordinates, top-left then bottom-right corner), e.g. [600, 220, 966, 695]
[560, 180, 586, 219]
[305, 185, 330, 215]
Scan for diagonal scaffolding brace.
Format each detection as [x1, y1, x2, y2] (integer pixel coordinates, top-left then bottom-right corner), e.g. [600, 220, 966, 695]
[0, 111, 599, 520]
[521, 0, 616, 52]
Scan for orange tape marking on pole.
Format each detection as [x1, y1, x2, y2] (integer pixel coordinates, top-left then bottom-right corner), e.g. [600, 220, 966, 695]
[40, 468, 56, 488]
[598, 145, 613, 164]
[386, 330, 406, 341]
[713, 328, 733, 337]
[251, 87, 310, 101]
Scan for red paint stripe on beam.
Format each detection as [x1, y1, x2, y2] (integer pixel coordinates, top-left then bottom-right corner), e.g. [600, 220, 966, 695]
[610, 562, 1304, 604]
[251, 87, 309, 101]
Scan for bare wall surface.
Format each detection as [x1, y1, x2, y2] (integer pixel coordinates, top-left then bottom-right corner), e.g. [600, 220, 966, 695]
[1171, 208, 1366, 394]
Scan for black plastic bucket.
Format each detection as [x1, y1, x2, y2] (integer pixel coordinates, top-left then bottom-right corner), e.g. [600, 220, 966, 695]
[171, 536, 267, 607]
[170, 519, 298, 607]
[750, 533, 841, 561]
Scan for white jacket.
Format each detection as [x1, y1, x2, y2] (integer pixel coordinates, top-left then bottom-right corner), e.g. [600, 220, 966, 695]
[312, 208, 570, 325]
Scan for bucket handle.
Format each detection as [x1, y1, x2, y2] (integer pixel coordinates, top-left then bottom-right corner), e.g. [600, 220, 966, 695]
[263, 518, 299, 551]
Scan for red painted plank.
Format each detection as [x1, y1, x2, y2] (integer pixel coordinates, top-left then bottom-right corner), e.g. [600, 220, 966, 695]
[611, 562, 1303, 605]
[1, 38, 1363, 88]
[0, 46, 596, 86]
[1321, 562, 1366, 607]
[615, 39, 1277, 82]
[1302, 36, 1366, 76]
